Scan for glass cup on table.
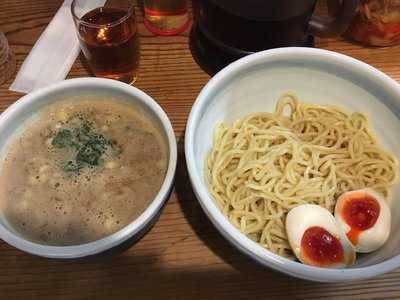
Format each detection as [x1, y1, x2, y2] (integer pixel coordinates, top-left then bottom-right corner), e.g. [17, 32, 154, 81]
[71, 0, 140, 84]
[144, 0, 190, 36]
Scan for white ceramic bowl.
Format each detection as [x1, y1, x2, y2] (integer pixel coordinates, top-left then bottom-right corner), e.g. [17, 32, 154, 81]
[0, 78, 177, 259]
[185, 47, 400, 282]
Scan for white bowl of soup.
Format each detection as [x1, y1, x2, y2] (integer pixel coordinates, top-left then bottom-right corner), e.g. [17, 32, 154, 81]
[185, 47, 400, 282]
[0, 78, 177, 259]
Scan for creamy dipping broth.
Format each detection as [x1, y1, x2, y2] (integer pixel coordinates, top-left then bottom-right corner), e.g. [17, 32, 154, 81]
[0, 97, 169, 246]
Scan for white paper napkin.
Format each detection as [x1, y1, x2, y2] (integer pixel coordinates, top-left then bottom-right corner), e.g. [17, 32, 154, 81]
[10, 0, 106, 94]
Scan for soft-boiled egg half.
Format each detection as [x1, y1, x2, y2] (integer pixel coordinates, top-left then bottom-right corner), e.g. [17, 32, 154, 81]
[334, 188, 391, 253]
[286, 204, 356, 268]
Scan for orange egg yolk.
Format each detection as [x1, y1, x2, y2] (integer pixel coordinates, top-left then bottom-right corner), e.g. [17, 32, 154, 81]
[342, 195, 380, 245]
[300, 226, 344, 267]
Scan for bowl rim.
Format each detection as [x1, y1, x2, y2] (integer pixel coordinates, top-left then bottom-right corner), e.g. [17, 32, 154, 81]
[185, 47, 400, 282]
[0, 77, 177, 259]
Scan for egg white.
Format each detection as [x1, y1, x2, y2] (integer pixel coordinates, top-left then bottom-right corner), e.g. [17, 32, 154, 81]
[335, 188, 391, 253]
[286, 204, 356, 268]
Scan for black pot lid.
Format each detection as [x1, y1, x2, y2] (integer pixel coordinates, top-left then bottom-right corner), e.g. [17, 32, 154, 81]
[207, 0, 317, 21]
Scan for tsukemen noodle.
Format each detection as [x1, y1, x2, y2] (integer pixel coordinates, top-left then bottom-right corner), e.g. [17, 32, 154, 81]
[206, 94, 398, 258]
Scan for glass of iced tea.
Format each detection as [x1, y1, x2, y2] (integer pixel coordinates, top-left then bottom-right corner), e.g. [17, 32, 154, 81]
[71, 0, 140, 84]
[144, 0, 190, 36]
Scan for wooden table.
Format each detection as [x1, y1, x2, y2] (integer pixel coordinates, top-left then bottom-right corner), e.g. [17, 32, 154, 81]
[1, 1, 400, 299]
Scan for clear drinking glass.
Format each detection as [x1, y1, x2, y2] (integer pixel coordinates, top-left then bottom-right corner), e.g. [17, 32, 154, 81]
[0, 31, 16, 85]
[144, 0, 190, 36]
[71, 0, 140, 84]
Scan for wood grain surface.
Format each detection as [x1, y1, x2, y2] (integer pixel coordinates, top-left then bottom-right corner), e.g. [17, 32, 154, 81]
[1, 1, 400, 299]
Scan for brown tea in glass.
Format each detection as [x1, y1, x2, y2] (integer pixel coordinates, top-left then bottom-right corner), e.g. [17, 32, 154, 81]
[144, 0, 190, 36]
[71, 0, 139, 84]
